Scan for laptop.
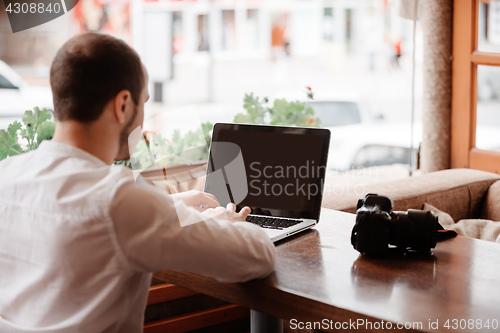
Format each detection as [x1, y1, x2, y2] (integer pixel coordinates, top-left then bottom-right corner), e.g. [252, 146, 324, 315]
[204, 123, 330, 242]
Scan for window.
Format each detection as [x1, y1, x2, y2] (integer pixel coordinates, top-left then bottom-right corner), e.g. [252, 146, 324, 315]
[246, 9, 259, 49]
[197, 14, 209, 52]
[452, 0, 500, 173]
[476, 65, 500, 151]
[173, 12, 183, 54]
[323, 8, 334, 42]
[478, 1, 500, 52]
[221, 10, 236, 51]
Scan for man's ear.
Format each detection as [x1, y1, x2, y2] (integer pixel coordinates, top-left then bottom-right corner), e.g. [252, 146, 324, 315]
[114, 90, 133, 124]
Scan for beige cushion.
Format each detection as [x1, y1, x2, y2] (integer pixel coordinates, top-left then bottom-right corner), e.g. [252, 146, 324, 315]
[423, 203, 500, 243]
[481, 180, 500, 221]
[323, 168, 500, 221]
[452, 219, 500, 243]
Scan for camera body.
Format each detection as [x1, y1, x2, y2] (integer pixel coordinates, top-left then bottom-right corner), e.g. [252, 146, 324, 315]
[351, 193, 438, 255]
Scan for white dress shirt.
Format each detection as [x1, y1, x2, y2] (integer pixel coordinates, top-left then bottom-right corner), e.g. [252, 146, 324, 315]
[0, 141, 276, 333]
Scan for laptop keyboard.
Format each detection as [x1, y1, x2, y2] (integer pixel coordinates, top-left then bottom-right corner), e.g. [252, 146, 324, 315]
[246, 215, 303, 230]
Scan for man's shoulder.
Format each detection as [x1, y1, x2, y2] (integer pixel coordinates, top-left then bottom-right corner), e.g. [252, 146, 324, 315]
[106, 164, 136, 190]
[0, 149, 138, 212]
[0, 150, 35, 178]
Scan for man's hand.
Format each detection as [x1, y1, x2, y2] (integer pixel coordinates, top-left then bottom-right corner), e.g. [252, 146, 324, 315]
[201, 203, 252, 223]
[171, 190, 220, 212]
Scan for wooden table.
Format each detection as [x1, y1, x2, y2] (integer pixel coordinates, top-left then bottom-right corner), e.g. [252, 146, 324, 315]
[154, 208, 500, 333]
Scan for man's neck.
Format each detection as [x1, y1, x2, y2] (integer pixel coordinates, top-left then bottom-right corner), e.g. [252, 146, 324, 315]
[52, 120, 119, 165]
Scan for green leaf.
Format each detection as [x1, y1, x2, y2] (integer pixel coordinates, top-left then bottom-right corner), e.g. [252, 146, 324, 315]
[0, 121, 23, 160]
[237, 92, 320, 127]
[201, 121, 214, 147]
[8, 121, 22, 138]
[0, 107, 56, 161]
[241, 93, 269, 124]
[233, 113, 248, 124]
[22, 107, 53, 141]
[22, 107, 52, 128]
[20, 107, 54, 149]
[114, 159, 133, 169]
[36, 121, 56, 144]
[21, 112, 36, 147]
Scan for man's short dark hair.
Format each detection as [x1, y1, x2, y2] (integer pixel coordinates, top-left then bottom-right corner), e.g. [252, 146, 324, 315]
[50, 32, 144, 122]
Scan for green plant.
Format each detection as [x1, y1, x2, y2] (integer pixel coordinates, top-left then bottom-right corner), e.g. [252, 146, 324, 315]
[0, 107, 213, 168]
[234, 92, 320, 127]
[121, 121, 214, 170]
[0, 107, 55, 160]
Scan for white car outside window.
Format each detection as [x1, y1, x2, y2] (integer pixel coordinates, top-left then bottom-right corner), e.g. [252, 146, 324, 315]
[0, 60, 53, 129]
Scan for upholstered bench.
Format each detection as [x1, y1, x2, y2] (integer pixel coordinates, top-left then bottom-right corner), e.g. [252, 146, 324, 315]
[321, 168, 500, 222]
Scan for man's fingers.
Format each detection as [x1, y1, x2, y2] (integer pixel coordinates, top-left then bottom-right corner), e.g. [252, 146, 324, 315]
[201, 206, 225, 216]
[238, 206, 252, 220]
[202, 203, 250, 223]
[226, 203, 236, 213]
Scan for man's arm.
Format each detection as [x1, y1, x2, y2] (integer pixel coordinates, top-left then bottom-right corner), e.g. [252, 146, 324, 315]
[109, 182, 276, 283]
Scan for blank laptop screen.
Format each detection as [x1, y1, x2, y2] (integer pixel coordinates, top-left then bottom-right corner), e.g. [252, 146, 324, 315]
[205, 123, 330, 220]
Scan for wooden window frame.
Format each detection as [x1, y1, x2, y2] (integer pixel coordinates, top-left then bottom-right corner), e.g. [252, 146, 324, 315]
[452, 0, 500, 174]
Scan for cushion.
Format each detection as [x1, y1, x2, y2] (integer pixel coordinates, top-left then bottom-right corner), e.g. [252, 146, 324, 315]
[323, 168, 500, 221]
[452, 219, 500, 243]
[424, 203, 500, 243]
[481, 180, 500, 221]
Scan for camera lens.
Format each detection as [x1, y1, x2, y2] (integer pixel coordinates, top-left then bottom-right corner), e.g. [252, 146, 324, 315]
[389, 210, 438, 251]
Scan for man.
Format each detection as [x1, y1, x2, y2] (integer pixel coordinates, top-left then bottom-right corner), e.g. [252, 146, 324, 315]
[0, 32, 276, 332]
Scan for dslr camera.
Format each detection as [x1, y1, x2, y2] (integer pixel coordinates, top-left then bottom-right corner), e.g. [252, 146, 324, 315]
[351, 193, 438, 255]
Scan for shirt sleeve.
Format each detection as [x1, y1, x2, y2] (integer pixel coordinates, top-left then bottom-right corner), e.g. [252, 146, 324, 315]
[109, 181, 276, 283]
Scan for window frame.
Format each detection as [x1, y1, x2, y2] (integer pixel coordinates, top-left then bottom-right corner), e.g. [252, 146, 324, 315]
[452, 0, 500, 173]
